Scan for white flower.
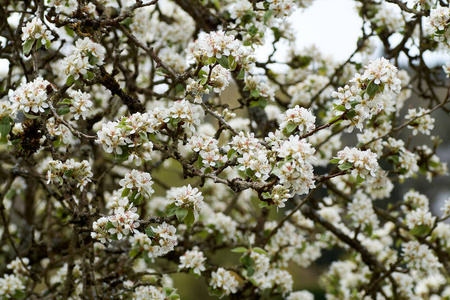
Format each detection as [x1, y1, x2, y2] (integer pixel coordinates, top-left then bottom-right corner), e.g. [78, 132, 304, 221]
[21, 17, 53, 45]
[335, 147, 379, 179]
[133, 286, 165, 300]
[119, 170, 154, 199]
[210, 268, 239, 295]
[179, 248, 206, 275]
[279, 105, 316, 135]
[9, 77, 52, 115]
[405, 108, 435, 136]
[167, 184, 204, 216]
[46, 159, 93, 191]
[68, 90, 93, 120]
[402, 241, 441, 274]
[0, 274, 25, 298]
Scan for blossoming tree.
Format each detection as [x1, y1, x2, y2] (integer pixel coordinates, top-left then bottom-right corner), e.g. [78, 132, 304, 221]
[1, 0, 450, 299]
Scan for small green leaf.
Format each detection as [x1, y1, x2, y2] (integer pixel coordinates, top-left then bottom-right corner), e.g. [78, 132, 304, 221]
[175, 83, 185, 94]
[258, 98, 267, 109]
[23, 39, 34, 55]
[58, 106, 71, 115]
[129, 248, 140, 258]
[57, 98, 72, 105]
[329, 158, 340, 164]
[217, 56, 229, 69]
[176, 208, 188, 221]
[120, 17, 133, 26]
[258, 202, 269, 208]
[227, 148, 236, 159]
[231, 247, 248, 253]
[105, 222, 115, 230]
[139, 132, 149, 142]
[23, 112, 39, 119]
[184, 210, 195, 226]
[285, 122, 297, 134]
[252, 247, 268, 255]
[45, 39, 51, 49]
[335, 105, 346, 112]
[410, 225, 431, 237]
[121, 187, 130, 197]
[13, 289, 25, 299]
[165, 203, 178, 217]
[264, 10, 273, 22]
[228, 55, 237, 71]
[366, 81, 379, 97]
[66, 75, 75, 86]
[248, 25, 258, 36]
[36, 38, 42, 50]
[0, 117, 12, 137]
[356, 174, 365, 183]
[237, 68, 246, 80]
[338, 162, 353, 170]
[250, 89, 260, 98]
[145, 226, 155, 237]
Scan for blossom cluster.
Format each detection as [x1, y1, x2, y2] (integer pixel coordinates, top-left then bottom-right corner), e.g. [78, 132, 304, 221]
[332, 57, 402, 132]
[9, 77, 53, 116]
[335, 147, 379, 179]
[427, 7, 450, 47]
[119, 169, 155, 200]
[68, 90, 93, 120]
[178, 248, 207, 275]
[91, 198, 140, 243]
[187, 30, 254, 70]
[60, 37, 105, 81]
[210, 267, 240, 296]
[21, 17, 53, 54]
[46, 159, 93, 191]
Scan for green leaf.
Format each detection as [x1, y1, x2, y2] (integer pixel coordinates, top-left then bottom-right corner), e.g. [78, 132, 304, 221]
[0, 117, 11, 137]
[248, 25, 258, 37]
[335, 105, 346, 112]
[258, 202, 269, 208]
[356, 174, 365, 183]
[227, 148, 236, 159]
[175, 83, 185, 94]
[258, 98, 267, 109]
[36, 38, 42, 50]
[252, 247, 268, 255]
[184, 210, 195, 226]
[105, 222, 115, 230]
[410, 225, 431, 237]
[13, 289, 25, 299]
[58, 106, 71, 115]
[231, 247, 248, 253]
[23, 39, 34, 55]
[249, 100, 259, 107]
[120, 17, 133, 26]
[366, 81, 379, 97]
[66, 75, 75, 86]
[23, 112, 39, 119]
[217, 56, 229, 69]
[145, 226, 155, 238]
[285, 122, 297, 134]
[250, 89, 260, 98]
[45, 39, 51, 49]
[165, 203, 178, 217]
[329, 158, 340, 164]
[228, 55, 237, 71]
[176, 208, 188, 221]
[338, 162, 353, 170]
[57, 98, 72, 105]
[129, 248, 140, 258]
[346, 109, 356, 119]
[241, 254, 254, 267]
[121, 187, 130, 197]
[139, 132, 149, 142]
[84, 70, 95, 80]
[236, 68, 246, 80]
[264, 10, 273, 22]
